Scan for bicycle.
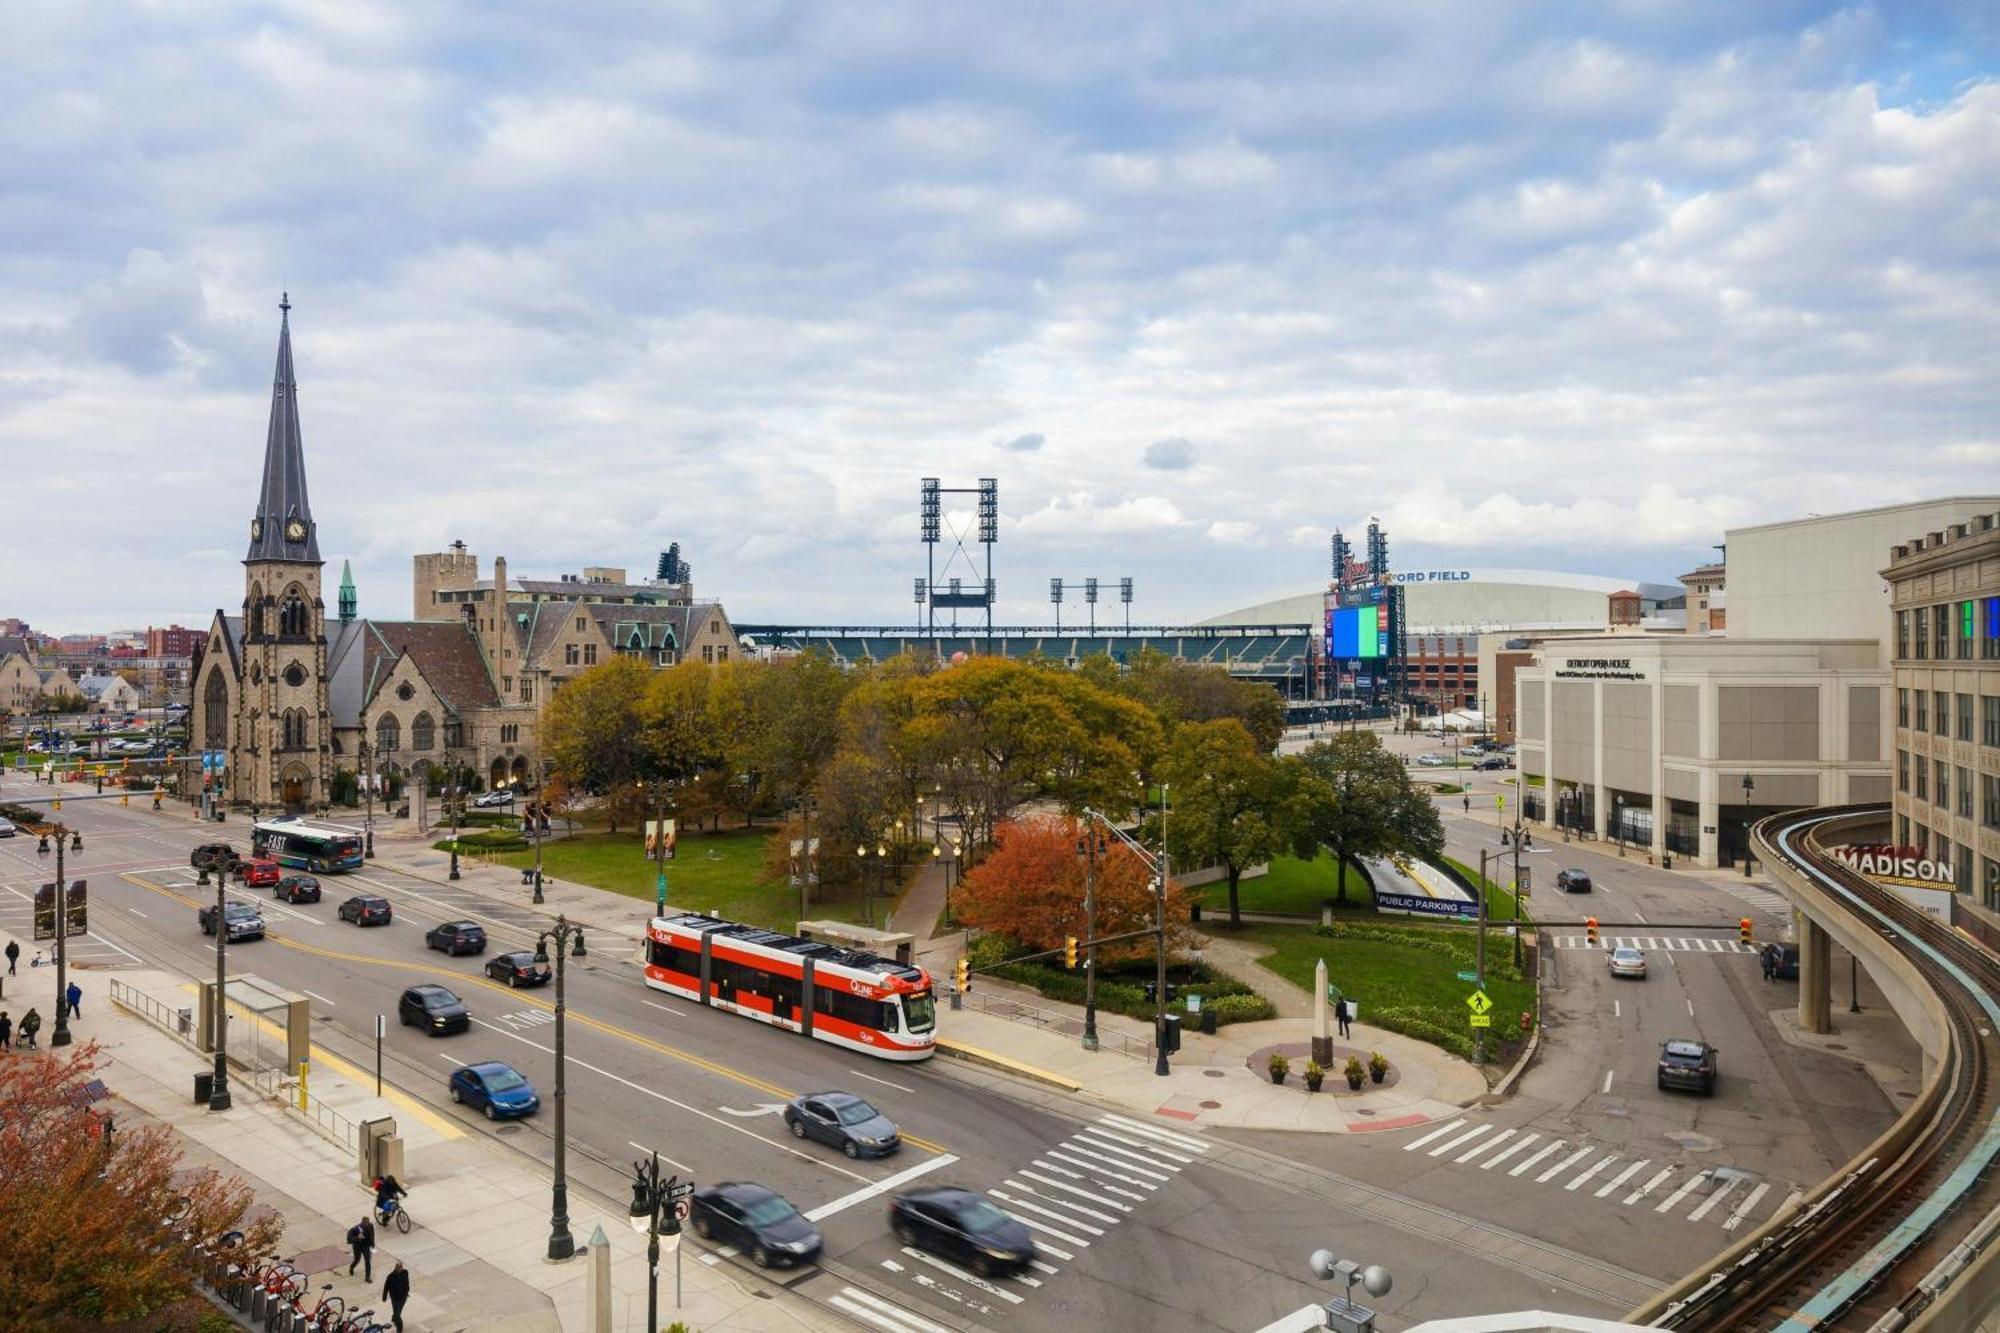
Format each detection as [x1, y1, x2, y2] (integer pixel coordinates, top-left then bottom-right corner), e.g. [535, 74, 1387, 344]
[336, 1309, 388, 1332]
[374, 1196, 413, 1234]
[290, 1282, 345, 1331]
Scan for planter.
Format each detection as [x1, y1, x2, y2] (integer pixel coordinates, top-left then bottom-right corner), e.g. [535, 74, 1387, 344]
[1369, 1068, 1386, 1084]
[1270, 1070, 1287, 1085]
[1345, 1075, 1364, 1091]
[1304, 1075, 1323, 1093]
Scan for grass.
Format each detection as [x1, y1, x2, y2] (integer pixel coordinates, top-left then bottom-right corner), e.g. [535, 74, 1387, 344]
[491, 825, 912, 933]
[1202, 853, 1375, 917]
[1234, 920, 1535, 1063]
[1443, 855, 1532, 922]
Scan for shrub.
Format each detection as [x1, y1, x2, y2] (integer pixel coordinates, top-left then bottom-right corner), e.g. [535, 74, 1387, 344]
[1200, 993, 1276, 1025]
[963, 935, 1275, 1026]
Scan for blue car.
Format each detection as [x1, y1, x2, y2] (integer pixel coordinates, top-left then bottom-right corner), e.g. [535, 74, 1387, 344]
[448, 1061, 541, 1120]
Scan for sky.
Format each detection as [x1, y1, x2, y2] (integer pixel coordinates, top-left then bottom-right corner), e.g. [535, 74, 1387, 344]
[3, 1, 1995, 634]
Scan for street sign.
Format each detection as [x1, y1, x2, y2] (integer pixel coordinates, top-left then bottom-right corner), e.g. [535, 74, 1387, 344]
[1455, 970, 1478, 982]
[673, 1198, 691, 1221]
[668, 1181, 696, 1201]
[1465, 990, 1493, 1016]
[1495, 794, 1505, 811]
[1469, 1014, 1493, 1028]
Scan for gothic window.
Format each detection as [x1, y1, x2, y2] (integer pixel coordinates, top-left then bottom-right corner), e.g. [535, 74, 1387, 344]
[280, 588, 310, 638]
[203, 671, 229, 747]
[411, 711, 435, 752]
[248, 584, 266, 637]
[283, 662, 307, 688]
[397, 681, 415, 702]
[376, 714, 400, 754]
[281, 708, 308, 749]
[444, 717, 463, 748]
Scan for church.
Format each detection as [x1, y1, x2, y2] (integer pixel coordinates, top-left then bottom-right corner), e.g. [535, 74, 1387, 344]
[189, 298, 742, 814]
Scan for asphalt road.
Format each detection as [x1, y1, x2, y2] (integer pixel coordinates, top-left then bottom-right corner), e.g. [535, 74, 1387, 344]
[0, 781, 1654, 1333]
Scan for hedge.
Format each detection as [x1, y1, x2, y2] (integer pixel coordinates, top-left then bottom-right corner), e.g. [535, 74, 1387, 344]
[436, 828, 530, 853]
[966, 934, 1276, 1026]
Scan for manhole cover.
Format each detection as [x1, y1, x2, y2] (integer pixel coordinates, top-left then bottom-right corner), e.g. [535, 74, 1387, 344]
[1203, 1069, 1225, 1078]
[496, 1124, 524, 1136]
[1666, 1130, 1718, 1152]
[1199, 1100, 1221, 1109]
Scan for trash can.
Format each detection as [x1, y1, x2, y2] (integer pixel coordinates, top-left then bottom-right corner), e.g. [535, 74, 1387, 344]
[194, 1071, 213, 1105]
[1189, 902, 1202, 924]
[1200, 1007, 1217, 1036]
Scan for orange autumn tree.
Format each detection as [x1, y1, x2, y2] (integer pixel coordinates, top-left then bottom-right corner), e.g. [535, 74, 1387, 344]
[0, 1045, 282, 1330]
[955, 815, 1189, 961]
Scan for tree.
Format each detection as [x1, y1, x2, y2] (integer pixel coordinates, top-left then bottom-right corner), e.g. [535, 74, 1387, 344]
[954, 815, 1188, 959]
[1160, 719, 1295, 928]
[540, 657, 651, 830]
[1116, 647, 1287, 752]
[0, 1045, 282, 1329]
[1289, 731, 1445, 903]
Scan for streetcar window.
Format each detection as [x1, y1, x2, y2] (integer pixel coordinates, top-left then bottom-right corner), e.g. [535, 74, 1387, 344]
[902, 992, 936, 1033]
[875, 1002, 899, 1033]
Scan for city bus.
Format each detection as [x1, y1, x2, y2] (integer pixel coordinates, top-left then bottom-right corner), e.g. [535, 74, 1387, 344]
[250, 818, 365, 873]
[643, 913, 937, 1061]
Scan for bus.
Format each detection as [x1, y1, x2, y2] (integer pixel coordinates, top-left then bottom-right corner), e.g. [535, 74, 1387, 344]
[643, 913, 936, 1061]
[250, 818, 365, 873]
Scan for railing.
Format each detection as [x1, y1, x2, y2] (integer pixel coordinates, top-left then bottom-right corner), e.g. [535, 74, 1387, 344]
[957, 986, 1153, 1061]
[109, 978, 198, 1047]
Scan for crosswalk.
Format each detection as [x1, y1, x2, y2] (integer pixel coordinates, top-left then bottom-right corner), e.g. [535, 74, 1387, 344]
[1551, 934, 1756, 953]
[1401, 1119, 1789, 1232]
[1717, 881, 1793, 918]
[845, 1112, 1206, 1328]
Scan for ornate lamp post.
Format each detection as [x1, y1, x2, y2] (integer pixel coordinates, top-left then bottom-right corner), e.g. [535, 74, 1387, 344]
[530, 759, 546, 905]
[627, 1151, 686, 1326]
[534, 916, 588, 1261]
[1076, 826, 1107, 1051]
[360, 738, 375, 858]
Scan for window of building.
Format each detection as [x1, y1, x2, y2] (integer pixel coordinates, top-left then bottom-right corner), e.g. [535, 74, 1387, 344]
[280, 589, 310, 638]
[1957, 766, 1973, 819]
[1986, 597, 2000, 660]
[1934, 759, 1948, 809]
[520, 679, 533, 703]
[444, 718, 463, 748]
[1984, 857, 2000, 914]
[1915, 760, 1928, 800]
[576, 617, 586, 631]
[1896, 610, 1910, 660]
[1959, 601, 1975, 659]
[1897, 813, 1909, 846]
[376, 714, 400, 754]
[499, 724, 519, 743]
[203, 671, 229, 747]
[1984, 774, 2000, 831]
[1956, 843, 1972, 893]
[1916, 692, 1928, 731]
[1984, 696, 2000, 748]
[411, 712, 435, 752]
[1957, 694, 1974, 742]
[1897, 750, 1908, 792]
[1897, 688, 1909, 728]
[1935, 691, 1949, 735]
[1915, 606, 1929, 658]
[583, 643, 597, 665]
[564, 644, 579, 666]
[1934, 603, 1949, 660]
[701, 644, 714, 663]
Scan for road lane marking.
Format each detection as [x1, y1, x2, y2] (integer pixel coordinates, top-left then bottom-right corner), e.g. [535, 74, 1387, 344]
[1402, 1119, 1465, 1152]
[1686, 999, 1695, 1017]
[1017, 1169, 1132, 1212]
[1536, 1145, 1595, 1184]
[831, 1286, 952, 1333]
[1428, 1124, 1492, 1157]
[1724, 1182, 1772, 1231]
[899, 1247, 1023, 1304]
[627, 1140, 695, 1174]
[1511, 1139, 1564, 1177]
[1002, 1180, 1123, 1225]
[989, 1189, 1106, 1236]
[804, 1151, 958, 1221]
[1045, 1148, 1160, 1188]
[1565, 1154, 1617, 1192]
[1028, 1260, 1059, 1277]
[1657, 1169, 1713, 1214]
[1625, 1167, 1675, 1205]
[1600, 1070, 1614, 1094]
[301, 989, 334, 1006]
[847, 1067, 916, 1093]
[639, 1000, 683, 1018]
[1688, 1176, 1742, 1222]
[128, 907, 148, 917]
[1613, 1000, 1620, 1019]
[1596, 1160, 1649, 1198]
[1097, 1113, 1207, 1152]
[1455, 1127, 1514, 1164]
[1007, 1213, 1088, 1250]
[1481, 1132, 1538, 1171]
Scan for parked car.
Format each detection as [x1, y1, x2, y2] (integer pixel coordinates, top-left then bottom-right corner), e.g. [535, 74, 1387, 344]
[0, 817, 16, 838]
[233, 857, 281, 888]
[1415, 754, 1448, 767]
[425, 920, 487, 956]
[1657, 1039, 1718, 1095]
[190, 843, 239, 873]
[1607, 946, 1647, 979]
[783, 1092, 901, 1159]
[889, 1187, 1036, 1278]
[1555, 868, 1593, 893]
[485, 950, 552, 988]
[337, 895, 393, 926]
[1761, 942, 1800, 981]
[471, 788, 515, 808]
[197, 900, 266, 942]
[274, 874, 322, 904]
[398, 984, 470, 1036]
[448, 1061, 540, 1119]
[690, 1182, 822, 1269]
[1473, 755, 1513, 771]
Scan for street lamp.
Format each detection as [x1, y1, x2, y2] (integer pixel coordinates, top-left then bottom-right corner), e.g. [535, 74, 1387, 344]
[1740, 774, 1755, 878]
[534, 916, 588, 1262]
[447, 754, 463, 880]
[530, 760, 546, 905]
[360, 739, 375, 858]
[208, 837, 231, 1111]
[1076, 826, 1107, 1051]
[1308, 1248, 1393, 1333]
[627, 1151, 686, 1327]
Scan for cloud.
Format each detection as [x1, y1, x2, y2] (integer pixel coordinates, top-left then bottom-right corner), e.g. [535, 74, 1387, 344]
[1002, 432, 1045, 452]
[1015, 492, 1189, 537]
[1143, 437, 1196, 470]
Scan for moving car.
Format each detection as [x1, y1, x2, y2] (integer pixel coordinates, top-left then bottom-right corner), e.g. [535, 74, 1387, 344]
[1761, 942, 1799, 981]
[198, 900, 266, 942]
[448, 1061, 540, 1119]
[1473, 755, 1513, 770]
[889, 1187, 1036, 1278]
[471, 788, 515, 808]
[233, 857, 282, 888]
[783, 1092, 901, 1159]
[485, 950, 552, 987]
[1555, 868, 1593, 893]
[1607, 946, 1647, 979]
[274, 874, 322, 904]
[1658, 1039, 1718, 1095]
[337, 895, 393, 926]
[1415, 753, 1449, 767]
[0, 817, 16, 838]
[425, 920, 487, 956]
[398, 984, 470, 1036]
[190, 843, 239, 873]
[690, 1182, 822, 1268]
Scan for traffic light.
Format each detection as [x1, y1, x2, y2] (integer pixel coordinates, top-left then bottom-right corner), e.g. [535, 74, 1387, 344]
[954, 957, 970, 993]
[51, 795, 60, 812]
[1585, 916, 1598, 945]
[1064, 936, 1079, 969]
[1739, 917, 1754, 945]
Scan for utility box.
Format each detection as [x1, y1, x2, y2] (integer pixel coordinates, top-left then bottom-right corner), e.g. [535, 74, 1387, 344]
[1322, 1297, 1376, 1333]
[359, 1116, 399, 1188]
[1157, 1013, 1182, 1056]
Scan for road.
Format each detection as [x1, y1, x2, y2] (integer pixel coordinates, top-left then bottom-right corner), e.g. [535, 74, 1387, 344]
[0, 778, 1652, 1333]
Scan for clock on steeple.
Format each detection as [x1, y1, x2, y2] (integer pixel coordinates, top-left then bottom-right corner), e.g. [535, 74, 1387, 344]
[251, 517, 264, 542]
[285, 516, 308, 543]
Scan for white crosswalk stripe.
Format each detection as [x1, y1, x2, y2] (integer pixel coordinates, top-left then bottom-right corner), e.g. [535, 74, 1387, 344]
[1457, 1127, 1516, 1164]
[1596, 1160, 1649, 1198]
[1553, 934, 1753, 952]
[1725, 1182, 1772, 1232]
[1564, 1154, 1618, 1192]
[1625, 1166, 1676, 1206]
[1511, 1139, 1565, 1177]
[1536, 1145, 1595, 1184]
[832, 1286, 954, 1333]
[1429, 1124, 1492, 1157]
[1481, 1132, 1539, 1171]
[1403, 1119, 1466, 1151]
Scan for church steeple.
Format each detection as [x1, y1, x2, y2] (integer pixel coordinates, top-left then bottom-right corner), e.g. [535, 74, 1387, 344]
[246, 293, 321, 564]
[339, 560, 357, 622]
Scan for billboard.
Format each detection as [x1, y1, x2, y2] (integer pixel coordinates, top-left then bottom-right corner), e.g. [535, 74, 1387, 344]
[1326, 604, 1389, 660]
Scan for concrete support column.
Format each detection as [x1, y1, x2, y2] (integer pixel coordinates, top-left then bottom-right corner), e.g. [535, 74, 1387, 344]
[1798, 914, 1833, 1035]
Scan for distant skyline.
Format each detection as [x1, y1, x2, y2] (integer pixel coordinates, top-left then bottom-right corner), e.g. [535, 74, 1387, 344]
[3, 2, 1994, 634]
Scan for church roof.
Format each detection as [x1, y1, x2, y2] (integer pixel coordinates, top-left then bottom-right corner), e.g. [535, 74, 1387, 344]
[246, 294, 322, 564]
[361, 621, 501, 714]
[326, 617, 372, 728]
[0, 635, 33, 662]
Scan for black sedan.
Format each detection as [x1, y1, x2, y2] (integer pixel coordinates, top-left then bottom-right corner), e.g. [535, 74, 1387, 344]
[1555, 868, 1593, 893]
[274, 874, 321, 904]
[485, 950, 552, 987]
[425, 920, 487, 956]
[889, 1187, 1036, 1278]
[397, 984, 470, 1036]
[784, 1092, 901, 1159]
[690, 1183, 821, 1269]
[337, 895, 393, 926]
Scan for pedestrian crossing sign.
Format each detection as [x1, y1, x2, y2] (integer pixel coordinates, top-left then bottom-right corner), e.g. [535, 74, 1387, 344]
[1495, 793, 1505, 810]
[1470, 1013, 1492, 1028]
[1465, 989, 1493, 1016]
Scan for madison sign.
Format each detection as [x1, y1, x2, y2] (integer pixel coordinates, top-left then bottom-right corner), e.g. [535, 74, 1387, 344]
[1828, 844, 1956, 889]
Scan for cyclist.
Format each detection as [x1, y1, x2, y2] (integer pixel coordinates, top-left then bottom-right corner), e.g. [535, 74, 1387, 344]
[373, 1173, 407, 1224]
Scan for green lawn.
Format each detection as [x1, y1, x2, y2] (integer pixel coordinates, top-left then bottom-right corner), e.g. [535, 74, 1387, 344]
[1205, 853, 1375, 917]
[1233, 920, 1534, 1062]
[493, 826, 912, 933]
[1443, 855, 1533, 922]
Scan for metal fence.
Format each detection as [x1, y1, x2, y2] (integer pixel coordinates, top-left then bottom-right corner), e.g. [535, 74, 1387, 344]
[109, 978, 198, 1047]
[957, 987, 1153, 1061]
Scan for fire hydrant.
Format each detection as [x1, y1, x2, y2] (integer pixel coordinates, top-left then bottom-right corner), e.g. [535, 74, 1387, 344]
[1520, 1011, 1533, 1034]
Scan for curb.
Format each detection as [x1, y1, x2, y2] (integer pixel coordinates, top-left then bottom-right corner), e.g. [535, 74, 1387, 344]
[934, 1038, 1082, 1092]
[1481, 936, 1544, 1103]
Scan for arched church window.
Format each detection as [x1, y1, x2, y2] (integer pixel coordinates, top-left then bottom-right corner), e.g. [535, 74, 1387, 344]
[203, 671, 229, 748]
[247, 584, 265, 637]
[280, 588, 310, 638]
[444, 717, 463, 749]
[411, 712, 435, 752]
[376, 714, 400, 754]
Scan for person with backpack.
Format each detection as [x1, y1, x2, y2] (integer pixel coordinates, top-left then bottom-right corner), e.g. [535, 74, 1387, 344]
[5, 939, 18, 975]
[382, 1260, 411, 1332]
[347, 1216, 375, 1280]
[0, 1010, 11, 1050]
[18, 1008, 41, 1049]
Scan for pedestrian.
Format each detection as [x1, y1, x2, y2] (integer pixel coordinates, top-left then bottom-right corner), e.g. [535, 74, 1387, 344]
[1523, 830, 1532, 849]
[4, 939, 17, 975]
[1336, 999, 1353, 1039]
[66, 981, 81, 1020]
[19, 1008, 41, 1049]
[1462, 795, 1470, 814]
[0, 1010, 11, 1050]
[382, 1260, 410, 1332]
[347, 1216, 375, 1281]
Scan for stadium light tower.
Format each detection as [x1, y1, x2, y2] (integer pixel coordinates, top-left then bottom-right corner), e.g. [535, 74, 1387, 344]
[1050, 578, 1064, 633]
[1120, 577, 1134, 632]
[1084, 577, 1099, 634]
[918, 477, 998, 647]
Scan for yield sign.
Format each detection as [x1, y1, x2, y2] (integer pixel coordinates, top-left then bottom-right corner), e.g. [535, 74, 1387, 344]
[1465, 989, 1493, 1017]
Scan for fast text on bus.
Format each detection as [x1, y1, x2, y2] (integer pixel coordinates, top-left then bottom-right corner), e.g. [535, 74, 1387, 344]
[251, 818, 365, 873]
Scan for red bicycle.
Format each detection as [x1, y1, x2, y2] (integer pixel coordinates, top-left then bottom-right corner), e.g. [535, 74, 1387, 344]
[289, 1282, 345, 1330]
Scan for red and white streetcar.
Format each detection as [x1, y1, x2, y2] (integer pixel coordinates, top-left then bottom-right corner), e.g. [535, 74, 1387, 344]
[643, 913, 938, 1061]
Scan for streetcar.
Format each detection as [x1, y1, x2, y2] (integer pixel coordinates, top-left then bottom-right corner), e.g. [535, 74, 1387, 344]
[250, 817, 365, 873]
[643, 913, 937, 1061]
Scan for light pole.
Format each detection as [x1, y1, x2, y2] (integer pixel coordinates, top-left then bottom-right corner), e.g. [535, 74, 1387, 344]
[1308, 1248, 1393, 1333]
[1077, 825, 1106, 1051]
[534, 916, 588, 1262]
[208, 838, 231, 1110]
[1741, 774, 1755, 878]
[650, 782, 672, 918]
[530, 760, 546, 905]
[360, 739, 376, 858]
[45, 821, 75, 1049]
[1083, 799, 1173, 1077]
[791, 798, 815, 923]
[447, 753, 463, 880]
[627, 1151, 685, 1327]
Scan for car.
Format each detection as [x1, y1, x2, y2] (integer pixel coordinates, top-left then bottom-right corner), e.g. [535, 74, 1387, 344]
[0, 817, 15, 838]
[1415, 753, 1448, 767]
[889, 1187, 1036, 1278]
[274, 874, 322, 904]
[1761, 942, 1800, 981]
[783, 1092, 901, 1159]
[1658, 1039, 1718, 1095]
[485, 950, 552, 988]
[425, 920, 487, 956]
[1607, 946, 1647, 979]
[197, 899, 266, 942]
[398, 984, 470, 1036]
[448, 1061, 539, 1119]
[471, 788, 515, 808]
[690, 1182, 822, 1269]
[234, 857, 281, 888]
[1555, 868, 1593, 893]
[1474, 755, 1513, 771]
[190, 843, 239, 873]
[337, 895, 393, 926]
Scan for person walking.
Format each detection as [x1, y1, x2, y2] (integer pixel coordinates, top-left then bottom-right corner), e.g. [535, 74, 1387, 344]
[381, 1260, 410, 1332]
[5, 939, 18, 975]
[0, 1010, 11, 1050]
[1336, 999, 1353, 1040]
[65, 980, 81, 1020]
[18, 1008, 41, 1049]
[1462, 794, 1470, 814]
[347, 1216, 375, 1281]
